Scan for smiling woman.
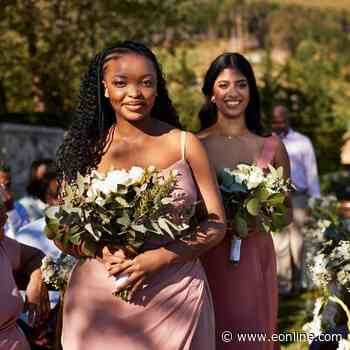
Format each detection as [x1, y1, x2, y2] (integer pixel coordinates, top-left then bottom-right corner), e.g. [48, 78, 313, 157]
[197, 52, 292, 350]
[55, 41, 226, 350]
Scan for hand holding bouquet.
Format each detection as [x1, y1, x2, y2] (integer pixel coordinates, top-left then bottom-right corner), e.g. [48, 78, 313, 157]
[218, 163, 294, 262]
[44, 166, 191, 299]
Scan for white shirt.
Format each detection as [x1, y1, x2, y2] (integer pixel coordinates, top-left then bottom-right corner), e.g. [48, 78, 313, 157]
[4, 202, 30, 238]
[16, 217, 61, 257]
[280, 129, 320, 197]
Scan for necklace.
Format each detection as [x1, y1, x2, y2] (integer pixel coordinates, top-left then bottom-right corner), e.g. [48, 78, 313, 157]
[219, 129, 250, 140]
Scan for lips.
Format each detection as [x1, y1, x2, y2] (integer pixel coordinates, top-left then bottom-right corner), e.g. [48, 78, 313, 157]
[224, 100, 241, 107]
[123, 102, 145, 111]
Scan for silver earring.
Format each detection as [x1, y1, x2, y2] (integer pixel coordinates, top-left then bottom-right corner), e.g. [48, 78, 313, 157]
[104, 89, 109, 98]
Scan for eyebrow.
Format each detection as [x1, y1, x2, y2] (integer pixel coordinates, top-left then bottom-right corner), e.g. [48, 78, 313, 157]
[217, 78, 248, 83]
[111, 74, 155, 79]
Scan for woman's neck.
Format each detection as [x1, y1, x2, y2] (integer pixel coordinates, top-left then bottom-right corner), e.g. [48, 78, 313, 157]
[114, 115, 154, 140]
[214, 113, 249, 137]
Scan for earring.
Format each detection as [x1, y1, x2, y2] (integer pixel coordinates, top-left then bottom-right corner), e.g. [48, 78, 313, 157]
[211, 96, 216, 103]
[104, 89, 109, 98]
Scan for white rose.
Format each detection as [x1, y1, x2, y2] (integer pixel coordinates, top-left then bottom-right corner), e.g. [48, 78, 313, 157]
[105, 170, 131, 190]
[128, 166, 145, 184]
[90, 178, 112, 196]
[246, 170, 264, 190]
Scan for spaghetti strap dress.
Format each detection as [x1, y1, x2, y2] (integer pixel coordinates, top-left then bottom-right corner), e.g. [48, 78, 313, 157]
[201, 136, 280, 350]
[62, 131, 215, 350]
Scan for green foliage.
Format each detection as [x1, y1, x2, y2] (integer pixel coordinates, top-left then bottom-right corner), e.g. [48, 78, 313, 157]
[260, 39, 350, 174]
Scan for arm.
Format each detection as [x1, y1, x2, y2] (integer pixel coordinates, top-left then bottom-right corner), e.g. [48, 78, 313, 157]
[273, 138, 293, 227]
[304, 138, 321, 197]
[16, 243, 50, 327]
[106, 132, 227, 299]
[157, 132, 226, 260]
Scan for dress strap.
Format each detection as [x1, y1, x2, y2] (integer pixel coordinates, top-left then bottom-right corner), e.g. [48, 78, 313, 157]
[180, 131, 187, 160]
[256, 136, 279, 168]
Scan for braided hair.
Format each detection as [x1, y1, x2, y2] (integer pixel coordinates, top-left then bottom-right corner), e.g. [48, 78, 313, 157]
[56, 41, 180, 186]
[198, 52, 264, 136]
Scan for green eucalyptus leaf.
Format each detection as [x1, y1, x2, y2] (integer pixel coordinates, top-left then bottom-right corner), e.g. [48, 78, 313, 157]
[115, 196, 130, 207]
[268, 193, 285, 205]
[117, 213, 131, 226]
[76, 173, 86, 195]
[130, 224, 147, 233]
[256, 188, 271, 201]
[81, 240, 98, 257]
[234, 215, 249, 238]
[218, 170, 234, 188]
[158, 217, 175, 238]
[246, 198, 260, 216]
[45, 206, 60, 220]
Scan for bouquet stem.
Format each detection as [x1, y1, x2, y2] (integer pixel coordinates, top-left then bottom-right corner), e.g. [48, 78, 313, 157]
[112, 272, 130, 301]
[229, 236, 242, 264]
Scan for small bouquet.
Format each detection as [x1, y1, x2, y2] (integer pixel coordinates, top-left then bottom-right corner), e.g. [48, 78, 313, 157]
[41, 254, 76, 290]
[218, 163, 294, 263]
[44, 166, 191, 298]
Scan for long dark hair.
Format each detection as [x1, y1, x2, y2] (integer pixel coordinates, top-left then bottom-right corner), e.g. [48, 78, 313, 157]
[198, 52, 264, 135]
[57, 41, 180, 185]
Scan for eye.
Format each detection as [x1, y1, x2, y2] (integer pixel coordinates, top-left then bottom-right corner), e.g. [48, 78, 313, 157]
[237, 80, 248, 89]
[112, 80, 126, 87]
[217, 82, 229, 89]
[142, 79, 154, 87]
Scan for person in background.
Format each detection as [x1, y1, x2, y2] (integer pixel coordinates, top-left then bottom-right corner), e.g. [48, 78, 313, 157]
[271, 105, 321, 295]
[0, 199, 50, 350]
[19, 159, 55, 222]
[17, 170, 61, 259]
[0, 163, 29, 238]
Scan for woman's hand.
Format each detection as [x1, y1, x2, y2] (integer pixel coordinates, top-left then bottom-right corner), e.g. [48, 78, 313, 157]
[105, 249, 169, 301]
[25, 269, 50, 328]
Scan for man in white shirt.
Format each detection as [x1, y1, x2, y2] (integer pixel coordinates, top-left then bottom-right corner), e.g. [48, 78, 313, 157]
[272, 105, 320, 295]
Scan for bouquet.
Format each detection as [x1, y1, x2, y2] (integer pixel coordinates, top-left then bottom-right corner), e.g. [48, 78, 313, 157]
[218, 163, 294, 263]
[44, 166, 192, 298]
[41, 254, 76, 290]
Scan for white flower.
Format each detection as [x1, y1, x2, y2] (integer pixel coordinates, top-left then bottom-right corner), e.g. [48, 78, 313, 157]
[303, 316, 322, 343]
[246, 170, 264, 190]
[310, 254, 332, 289]
[128, 167, 145, 184]
[105, 170, 130, 188]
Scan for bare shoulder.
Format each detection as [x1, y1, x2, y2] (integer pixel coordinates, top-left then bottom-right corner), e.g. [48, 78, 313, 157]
[196, 126, 216, 141]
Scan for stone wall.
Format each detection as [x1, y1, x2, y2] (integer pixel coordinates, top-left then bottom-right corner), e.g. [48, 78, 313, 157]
[0, 123, 64, 196]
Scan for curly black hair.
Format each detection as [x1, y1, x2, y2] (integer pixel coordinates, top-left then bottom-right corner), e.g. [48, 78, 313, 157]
[198, 52, 264, 136]
[56, 41, 180, 186]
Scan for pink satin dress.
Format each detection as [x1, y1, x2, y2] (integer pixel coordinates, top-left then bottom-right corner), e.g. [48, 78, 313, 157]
[0, 236, 30, 350]
[202, 136, 280, 350]
[62, 135, 216, 350]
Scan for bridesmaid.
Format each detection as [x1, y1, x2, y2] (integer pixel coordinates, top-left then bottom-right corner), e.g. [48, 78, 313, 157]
[198, 53, 293, 350]
[55, 41, 226, 350]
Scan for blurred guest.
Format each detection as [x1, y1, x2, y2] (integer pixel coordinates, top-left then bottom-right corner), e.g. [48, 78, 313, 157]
[19, 159, 55, 222]
[0, 164, 29, 238]
[272, 105, 320, 295]
[0, 203, 49, 350]
[17, 171, 61, 258]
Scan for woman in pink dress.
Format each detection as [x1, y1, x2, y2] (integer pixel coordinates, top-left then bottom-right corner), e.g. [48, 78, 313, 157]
[0, 201, 49, 350]
[198, 53, 293, 350]
[55, 41, 226, 350]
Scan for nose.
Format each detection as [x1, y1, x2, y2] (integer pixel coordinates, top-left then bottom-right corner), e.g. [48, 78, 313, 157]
[127, 84, 141, 98]
[226, 84, 240, 97]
